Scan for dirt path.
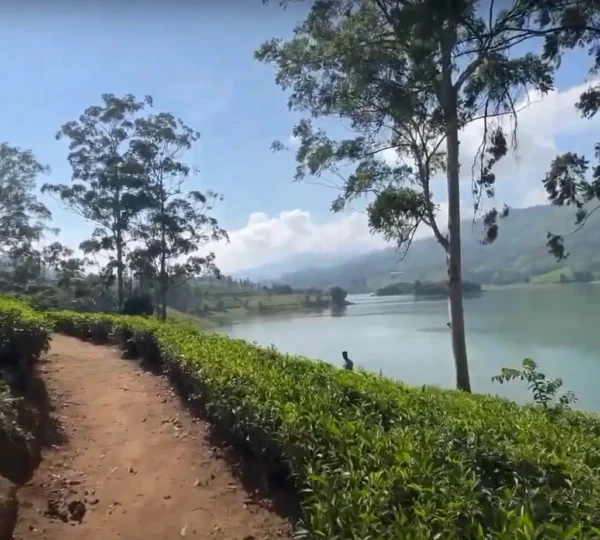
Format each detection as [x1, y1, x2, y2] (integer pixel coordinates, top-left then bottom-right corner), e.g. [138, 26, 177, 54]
[14, 335, 293, 540]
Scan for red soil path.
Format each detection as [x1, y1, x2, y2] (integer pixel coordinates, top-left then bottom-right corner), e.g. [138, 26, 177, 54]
[13, 335, 293, 540]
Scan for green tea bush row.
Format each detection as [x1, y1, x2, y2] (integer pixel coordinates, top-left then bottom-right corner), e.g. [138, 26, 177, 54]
[0, 298, 52, 484]
[17, 304, 600, 538]
[0, 297, 51, 390]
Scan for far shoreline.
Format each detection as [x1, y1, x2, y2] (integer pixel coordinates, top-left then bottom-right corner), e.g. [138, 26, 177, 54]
[371, 280, 600, 298]
[168, 280, 600, 331]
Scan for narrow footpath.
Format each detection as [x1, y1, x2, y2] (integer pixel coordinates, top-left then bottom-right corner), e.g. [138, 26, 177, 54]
[14, 335, 293, 540]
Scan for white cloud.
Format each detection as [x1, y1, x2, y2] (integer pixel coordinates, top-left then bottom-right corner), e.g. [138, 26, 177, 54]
[458, 79, 600, 204]
[382, 79, 599, 205]
[207, 204, 460, 274]
[521, 187, 551, 208]
[238, 81, 596, 273]
[210, 209, 387, 273]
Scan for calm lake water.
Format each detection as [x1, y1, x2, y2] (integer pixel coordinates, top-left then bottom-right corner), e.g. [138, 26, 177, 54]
[218, 284, 600, 412]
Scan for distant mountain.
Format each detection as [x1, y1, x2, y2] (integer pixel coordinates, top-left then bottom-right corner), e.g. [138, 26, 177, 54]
[232, 251, 361, 283]
[276, 205, 600, 292]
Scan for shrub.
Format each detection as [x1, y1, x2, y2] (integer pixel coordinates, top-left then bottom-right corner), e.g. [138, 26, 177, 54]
[492, 358, 578, 410]
[329, 286, 347, 306]
[0, 298, 51, 390]
[0, 379, 23, 442]
[122, 294, 154, 316]
[7, 301, 600, 538]
[0, 297, 51, 485]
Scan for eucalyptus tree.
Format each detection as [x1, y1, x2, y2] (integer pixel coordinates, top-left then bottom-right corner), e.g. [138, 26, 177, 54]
[0, 142, 54, 293]
[43, 94, 152, 310]
[128, 112, 228, 321]
[42, 242, 88, 293]
[257, 0, 566, 391]
[0, 142, 52, 254]
[538, 1, 600, 260]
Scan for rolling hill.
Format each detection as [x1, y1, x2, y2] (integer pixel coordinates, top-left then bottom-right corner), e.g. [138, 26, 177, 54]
[233, 251, 358, 283]
[275, 204, 600, 292]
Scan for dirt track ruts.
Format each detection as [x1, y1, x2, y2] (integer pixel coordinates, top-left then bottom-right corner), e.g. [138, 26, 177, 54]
[13, 334, 293, 540]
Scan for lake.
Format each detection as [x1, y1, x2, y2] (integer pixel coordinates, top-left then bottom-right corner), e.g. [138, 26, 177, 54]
[218, 284, 600, 412]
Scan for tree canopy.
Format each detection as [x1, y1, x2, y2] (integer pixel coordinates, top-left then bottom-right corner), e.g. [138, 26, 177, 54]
[128, 112, 228, 320]
[329, 285, 348, 306]
[43, 94, 153, 309]
[40, 95, 228, 318]
[256, 0, 570, 392]
[539, 2, 600, 259]
[0, 142, 52, 255]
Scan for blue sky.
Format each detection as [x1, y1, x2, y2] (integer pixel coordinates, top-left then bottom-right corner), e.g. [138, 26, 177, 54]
[0, 1, 598, 272]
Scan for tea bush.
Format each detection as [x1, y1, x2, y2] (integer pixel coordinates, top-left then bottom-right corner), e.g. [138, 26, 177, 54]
[10, 302, 600, 538]
[0, 379, 22, 442]
[0, 297, 51, 389]
[0, 298, 51, 483]
[122, 294, 154, 316]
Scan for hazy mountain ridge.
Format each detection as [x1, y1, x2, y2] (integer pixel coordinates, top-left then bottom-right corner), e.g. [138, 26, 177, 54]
[232, 251, 360, 283]
[272, 205, 600, 291]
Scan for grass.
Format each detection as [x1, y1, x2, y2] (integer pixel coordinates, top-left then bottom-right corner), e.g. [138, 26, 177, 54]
[531, 267, 573, 284]
[168, 291, 332, 328]
[165, 307, 218, 330]
[0, 302, 594, 538]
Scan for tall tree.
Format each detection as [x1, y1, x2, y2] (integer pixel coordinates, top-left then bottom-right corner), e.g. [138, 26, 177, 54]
[538, 3, 600, 260]
[129, 112, 228, 321]
[3, 244, 43, 293]
[42, 242, 88, 292]
[43, 94, 152, 310]
[0, 142, 52, 254]
[257, 0, 560, 391]
[0, 143, 53, 294]
[128, 249, 156, 296]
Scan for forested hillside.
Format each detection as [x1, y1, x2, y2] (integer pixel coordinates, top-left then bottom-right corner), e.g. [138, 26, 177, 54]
[279, 204, 600, 291]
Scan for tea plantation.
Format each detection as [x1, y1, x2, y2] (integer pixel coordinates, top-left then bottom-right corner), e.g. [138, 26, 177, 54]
[2, 296, 600, 539]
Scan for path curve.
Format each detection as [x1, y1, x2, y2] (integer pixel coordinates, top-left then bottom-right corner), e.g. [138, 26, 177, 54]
[14, 335, 292, 540]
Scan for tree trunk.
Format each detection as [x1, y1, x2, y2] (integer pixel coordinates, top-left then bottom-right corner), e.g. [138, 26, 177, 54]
[158, 248, 167, 321]
[114, 183, 124, 313]
[160, 279, 167, 322]
[159, 217, 167, 322]
[116, 239, 124, 312]
[445, 95, 472, 393]
[154, 283, 161, 319]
